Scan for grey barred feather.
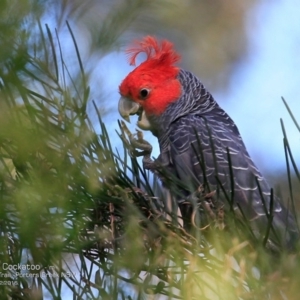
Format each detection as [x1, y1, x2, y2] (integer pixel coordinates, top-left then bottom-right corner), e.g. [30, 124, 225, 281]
[149, 70, 298, 250]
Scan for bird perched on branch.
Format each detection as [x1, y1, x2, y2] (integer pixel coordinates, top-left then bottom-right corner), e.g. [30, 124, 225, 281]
[118, 36, 299, 251]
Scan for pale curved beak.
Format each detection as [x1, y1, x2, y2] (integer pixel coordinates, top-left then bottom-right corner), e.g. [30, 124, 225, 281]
[118, 96, 140, 123]
[118, 96, 152, 130]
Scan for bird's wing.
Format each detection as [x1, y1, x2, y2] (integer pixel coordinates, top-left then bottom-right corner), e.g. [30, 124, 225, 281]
[168, 112, 298, 247]
[168, 112, 271, 212]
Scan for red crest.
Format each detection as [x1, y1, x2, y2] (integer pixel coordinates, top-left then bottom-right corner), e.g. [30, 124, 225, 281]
[126, 36, 181, 66]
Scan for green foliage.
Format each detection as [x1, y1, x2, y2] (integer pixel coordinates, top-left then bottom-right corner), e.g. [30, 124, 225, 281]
[0, 1, 299, 300]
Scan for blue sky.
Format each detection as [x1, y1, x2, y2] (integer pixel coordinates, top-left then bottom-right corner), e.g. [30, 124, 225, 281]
[219, 0, 300, 172]
[90, 0, 300, 175]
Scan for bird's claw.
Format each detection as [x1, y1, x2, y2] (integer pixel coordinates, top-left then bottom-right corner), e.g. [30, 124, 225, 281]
[119, 120, 152, 158]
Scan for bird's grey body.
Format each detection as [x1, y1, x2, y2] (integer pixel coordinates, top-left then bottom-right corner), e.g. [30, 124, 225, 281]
[145, 70, 298, 250]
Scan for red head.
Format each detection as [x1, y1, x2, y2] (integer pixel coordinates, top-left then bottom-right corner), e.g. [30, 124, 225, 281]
[119, 36, 182, 116]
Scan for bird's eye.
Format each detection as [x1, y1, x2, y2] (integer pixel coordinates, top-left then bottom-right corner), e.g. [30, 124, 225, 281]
[139, 88, 150, 100]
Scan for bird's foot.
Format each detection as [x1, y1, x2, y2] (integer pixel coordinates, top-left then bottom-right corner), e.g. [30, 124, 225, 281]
[119, 120, 153, 158]
[118, 121, 157, 171]
[184, 185, 226, 230]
